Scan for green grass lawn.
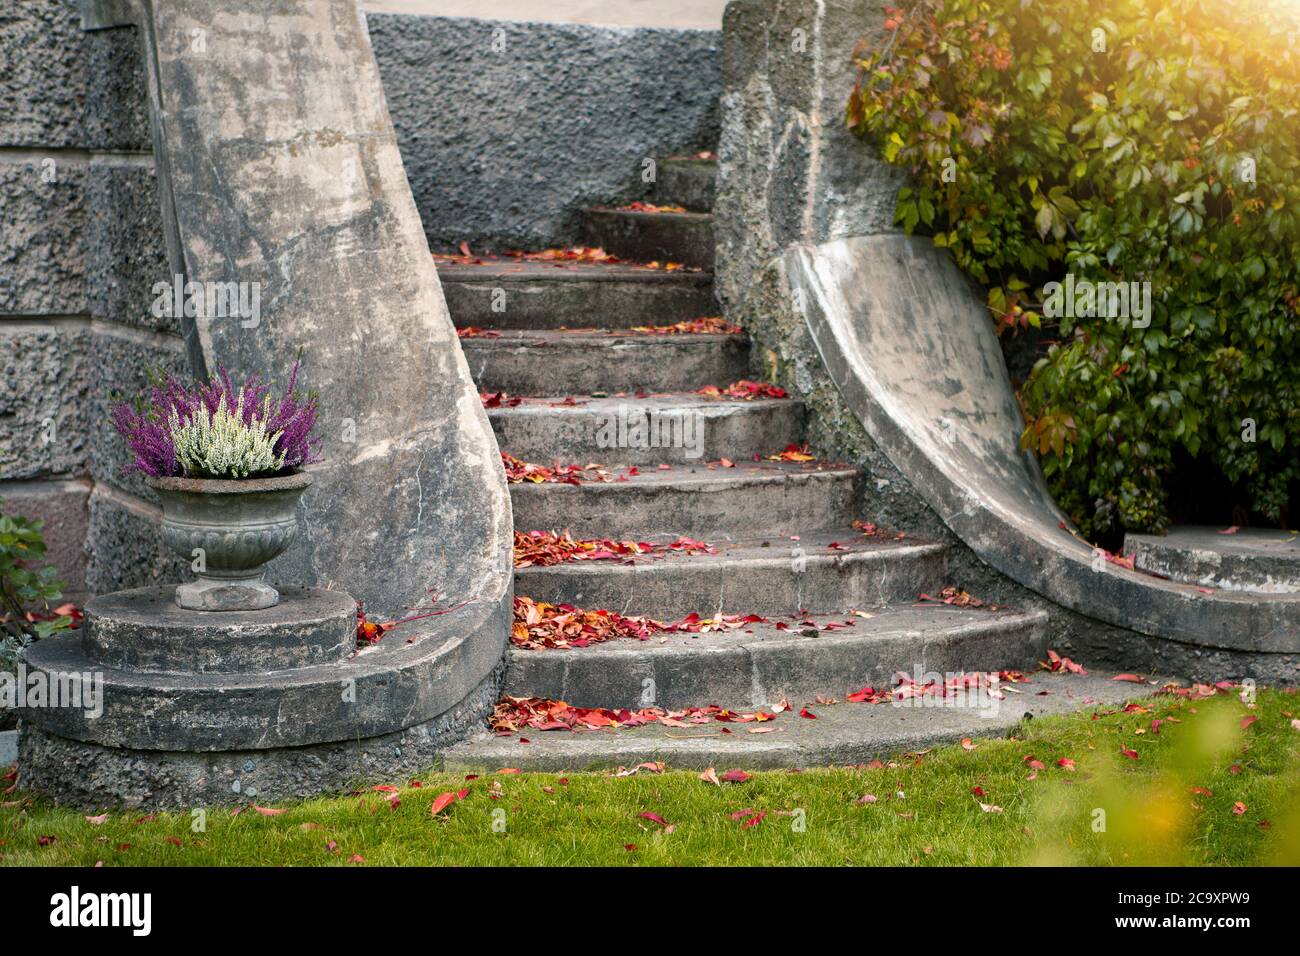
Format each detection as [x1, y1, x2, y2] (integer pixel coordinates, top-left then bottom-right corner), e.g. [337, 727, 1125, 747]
[3, 687, 1298, 866]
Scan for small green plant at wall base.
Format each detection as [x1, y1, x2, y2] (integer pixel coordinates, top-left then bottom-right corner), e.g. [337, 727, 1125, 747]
[0, 499, 74, 675]
[847, 0, 1300, 540]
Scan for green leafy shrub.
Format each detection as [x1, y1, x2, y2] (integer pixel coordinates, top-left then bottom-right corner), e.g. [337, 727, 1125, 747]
[847, 0, 1300, 541]
[0, 498, 74, 676]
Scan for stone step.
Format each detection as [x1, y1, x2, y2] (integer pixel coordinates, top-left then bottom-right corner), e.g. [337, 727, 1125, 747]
[655, 155, 717, 212]
[439, 258, 716, 330]
[505, 604, 1048, 710]
[510, 459, 862, 539]
[584, 208, 715, 271]
[445, 671, 1156, 772]
[1125, 526, 1300, 594]
[489, 393, 804, 466]
[513, 530, 947, 620]
[463, 329, 750, 395]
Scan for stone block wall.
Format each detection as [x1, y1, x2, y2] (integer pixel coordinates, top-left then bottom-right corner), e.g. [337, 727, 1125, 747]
[1, 0, 187, 600]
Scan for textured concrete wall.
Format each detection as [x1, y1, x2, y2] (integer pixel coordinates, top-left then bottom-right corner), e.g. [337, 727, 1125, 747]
[369, 13, 721, 251]
[0, 0, 184, 597]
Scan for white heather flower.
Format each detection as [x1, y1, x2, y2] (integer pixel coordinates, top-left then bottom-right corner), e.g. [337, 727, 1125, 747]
[169, 389, 286, 479]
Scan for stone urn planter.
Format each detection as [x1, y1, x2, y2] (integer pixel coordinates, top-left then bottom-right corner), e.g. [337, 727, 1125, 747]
[147, 472, 311, 611]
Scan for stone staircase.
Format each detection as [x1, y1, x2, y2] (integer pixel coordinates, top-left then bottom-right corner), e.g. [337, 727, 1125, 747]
[437, 156, 1146, 769]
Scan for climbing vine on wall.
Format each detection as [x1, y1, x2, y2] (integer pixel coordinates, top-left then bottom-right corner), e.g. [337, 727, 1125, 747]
[846, 0, 1300, 541]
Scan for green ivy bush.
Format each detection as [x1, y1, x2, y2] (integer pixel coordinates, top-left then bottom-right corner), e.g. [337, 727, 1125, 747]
[847, 0, 1300, 542]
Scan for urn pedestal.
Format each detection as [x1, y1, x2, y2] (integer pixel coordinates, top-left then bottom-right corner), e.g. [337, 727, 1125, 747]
[148, 473, 311, 612]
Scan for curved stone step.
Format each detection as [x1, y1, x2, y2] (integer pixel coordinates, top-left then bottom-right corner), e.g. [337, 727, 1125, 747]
[1125, 526, 1300, 594]
[445, 670, 1157, 772]
[463, 329, 750, 395]
[656, 155, 717, 212]
[439, 258, 716, 329]
[505, 604, 1047, 710]
[584, 208, 715, 270]
[489, 393, 804, 466]
[511, 459, 862, 539]
[513, 530, 947, 619]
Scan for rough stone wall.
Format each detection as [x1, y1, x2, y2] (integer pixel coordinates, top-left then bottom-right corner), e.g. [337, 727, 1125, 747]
[368, 13, 722, 251]
[2, 2, 722, 596]
[1, 0, 186, 599]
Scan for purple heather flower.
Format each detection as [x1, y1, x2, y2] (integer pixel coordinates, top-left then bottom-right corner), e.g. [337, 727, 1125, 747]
[110, 361, 321, 479]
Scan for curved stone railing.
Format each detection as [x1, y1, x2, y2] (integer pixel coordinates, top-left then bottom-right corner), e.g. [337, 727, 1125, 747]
[786, 234, 1300, 655]
[22, 0, 511, 800]
[717, 0, 1298, 673]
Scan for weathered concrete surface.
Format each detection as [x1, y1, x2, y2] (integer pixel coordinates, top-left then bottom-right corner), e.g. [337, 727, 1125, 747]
[0, 323, 92, 480]
[505, 604, 1047, 709]
[656, 155, 717, 211]
[363, 0, 728, 30]
[788, 234, 1300, 657]
[439, 259, 717, 329]
[22, 0, 513, 770]
[489, 393, 803, 465]
[81, 586, 355, 674]
[715, 0, 905, 316]
[0, 730, 15, 767]
[584, 209, 716, 270]
[447, 670, 1159, 771]
[17, 660, 505, 808]
[0, 161, 87, 315]
[463, 329, 750, 395]
[367, 13, 720, 250]
[132, 0, 512, 620]
[1127, 527, 1300, 594]
[510, 459, 862, 539]
[514, 530, 947, 618]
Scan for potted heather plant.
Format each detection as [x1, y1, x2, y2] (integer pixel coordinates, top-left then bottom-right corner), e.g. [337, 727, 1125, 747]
[112, 362, 320, 611]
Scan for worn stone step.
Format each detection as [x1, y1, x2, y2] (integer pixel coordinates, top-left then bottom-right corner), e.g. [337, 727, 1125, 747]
[584, 208, 715, 271]
[489, 393, 804, 466]
[445, 671, 1157, 772]
[655, 155, 717, 212]
[438, 258, 716, 329]
[510, 459, 862, 539]
[513, 530, 947, 619]
[505, 604, 1047, 710]
[1125, 526, 1300, 594]
[463, 329, 750, 395]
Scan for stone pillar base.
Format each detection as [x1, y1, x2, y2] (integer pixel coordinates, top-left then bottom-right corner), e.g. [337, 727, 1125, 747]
[18, 586, 510, 807]
[18, 665, 502, 808]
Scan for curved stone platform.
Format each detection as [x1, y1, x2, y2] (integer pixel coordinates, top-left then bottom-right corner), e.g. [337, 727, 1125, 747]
[18, 663, 504, 809]
[77, 586, 356, 674]
[22, 596, 509, 753]
[1126, 527, 1300, 594]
